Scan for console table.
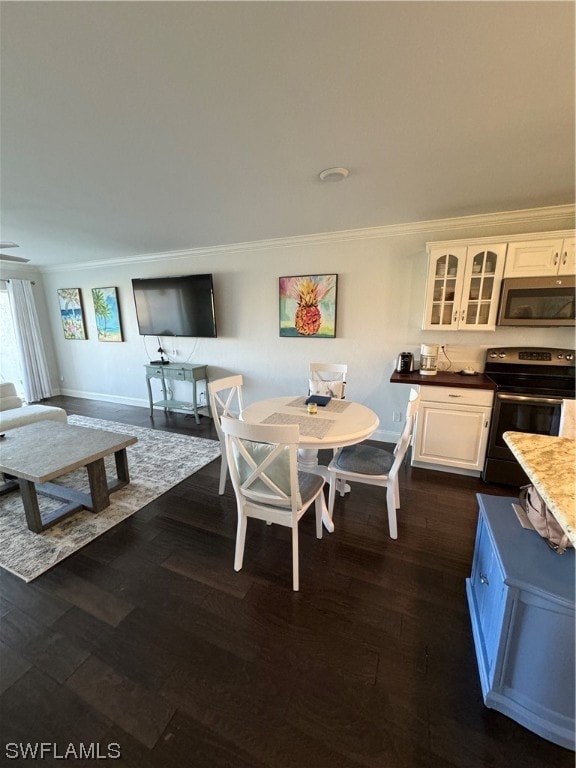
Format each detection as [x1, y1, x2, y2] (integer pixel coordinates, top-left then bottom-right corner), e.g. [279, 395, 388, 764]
[144, 363, 210, 424]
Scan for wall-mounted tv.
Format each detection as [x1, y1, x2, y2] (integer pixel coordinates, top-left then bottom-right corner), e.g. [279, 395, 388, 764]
[132, 274, 217, 337]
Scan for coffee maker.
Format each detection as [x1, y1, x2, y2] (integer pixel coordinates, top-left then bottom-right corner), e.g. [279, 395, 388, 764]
[419, 343, 439, 376]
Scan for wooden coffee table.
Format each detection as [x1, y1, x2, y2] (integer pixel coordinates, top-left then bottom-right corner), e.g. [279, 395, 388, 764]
[0, 421, 137, 533]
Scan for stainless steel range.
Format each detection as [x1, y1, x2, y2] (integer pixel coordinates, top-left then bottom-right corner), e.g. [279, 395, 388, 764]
[482, 347, 575, 486]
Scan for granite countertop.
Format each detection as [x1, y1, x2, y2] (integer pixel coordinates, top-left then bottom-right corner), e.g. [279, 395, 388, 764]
[390, 370, 496, 390]
[503, 431, 576, 547]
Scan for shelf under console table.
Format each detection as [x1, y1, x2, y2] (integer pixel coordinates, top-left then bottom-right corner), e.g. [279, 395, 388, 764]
[144, 363, 210, 424]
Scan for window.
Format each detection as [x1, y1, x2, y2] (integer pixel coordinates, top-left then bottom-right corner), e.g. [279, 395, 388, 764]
[0, 285, 25, 399]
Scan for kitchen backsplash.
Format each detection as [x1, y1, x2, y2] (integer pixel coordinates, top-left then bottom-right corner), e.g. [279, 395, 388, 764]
[436, 345, 487, 373]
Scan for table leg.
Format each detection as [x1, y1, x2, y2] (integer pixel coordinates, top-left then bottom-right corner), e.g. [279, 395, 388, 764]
[297, 448, 334, 533]
[146, 375, 154, 417]
[114, 448, 130, 484]
[161, 374, 168, 414]
[192, 377, 200, 424]
[86, 457, 110, 513]
[19, 479, 43, 533]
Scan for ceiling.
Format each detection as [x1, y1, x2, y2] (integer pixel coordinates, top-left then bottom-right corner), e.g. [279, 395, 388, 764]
[1, 1, 574, 267]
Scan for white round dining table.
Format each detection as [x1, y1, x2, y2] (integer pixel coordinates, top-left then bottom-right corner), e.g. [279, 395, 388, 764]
[241, 396, 380, 532]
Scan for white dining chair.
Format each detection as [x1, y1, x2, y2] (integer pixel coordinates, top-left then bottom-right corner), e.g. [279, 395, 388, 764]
[309, 363, 347, 399]
[220, 416, 324, 591]
[327, 388, 419, 539]
[208, 374, 244, 494]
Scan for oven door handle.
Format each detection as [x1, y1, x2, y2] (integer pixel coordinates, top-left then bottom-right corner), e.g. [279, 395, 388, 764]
[496, 393, 565, 406]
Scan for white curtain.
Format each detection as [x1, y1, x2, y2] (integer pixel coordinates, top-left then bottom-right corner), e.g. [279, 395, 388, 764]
[6, 279, 52, 402]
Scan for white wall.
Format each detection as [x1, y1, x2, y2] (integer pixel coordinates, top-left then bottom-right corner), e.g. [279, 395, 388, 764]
[26, 208, 576, 441]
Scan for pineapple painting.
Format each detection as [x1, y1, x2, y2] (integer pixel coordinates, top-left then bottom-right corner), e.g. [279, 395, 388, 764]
[279, 274, 337, 337]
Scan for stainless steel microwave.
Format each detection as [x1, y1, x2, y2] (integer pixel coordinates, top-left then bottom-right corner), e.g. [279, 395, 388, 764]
[497, 275, 575, 326]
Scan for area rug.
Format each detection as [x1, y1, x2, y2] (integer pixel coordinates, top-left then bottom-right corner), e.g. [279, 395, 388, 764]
[0, 415, 221, 582]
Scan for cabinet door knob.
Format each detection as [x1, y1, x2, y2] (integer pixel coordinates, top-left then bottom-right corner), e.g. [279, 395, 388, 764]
[480, 573, 489, 585]
[553, 252, 559, 266]
[562, 251, 568, 265]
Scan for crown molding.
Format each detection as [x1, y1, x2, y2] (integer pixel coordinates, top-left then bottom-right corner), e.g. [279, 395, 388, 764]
[41, 203, 575, 273]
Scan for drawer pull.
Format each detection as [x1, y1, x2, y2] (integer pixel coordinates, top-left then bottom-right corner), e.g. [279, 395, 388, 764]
[448, 394, 462, 398]
[480, 573, 489, 585]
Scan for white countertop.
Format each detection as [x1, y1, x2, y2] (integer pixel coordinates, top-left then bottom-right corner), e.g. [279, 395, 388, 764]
[503, 431, 576, 547]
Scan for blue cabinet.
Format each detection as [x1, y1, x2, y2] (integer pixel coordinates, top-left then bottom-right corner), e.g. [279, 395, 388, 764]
[466, 494, 575, 750]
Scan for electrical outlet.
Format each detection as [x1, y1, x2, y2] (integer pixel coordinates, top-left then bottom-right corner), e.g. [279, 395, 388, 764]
[393, 410, 402, 422]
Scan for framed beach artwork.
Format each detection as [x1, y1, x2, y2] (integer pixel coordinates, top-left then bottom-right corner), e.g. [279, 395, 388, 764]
[91, 286, 123, 342]
[57, 288, 87, 340]
[279, 274, 338, 337]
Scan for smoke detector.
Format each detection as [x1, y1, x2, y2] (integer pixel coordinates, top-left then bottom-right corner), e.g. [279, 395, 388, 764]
[318, 167, 349, 182]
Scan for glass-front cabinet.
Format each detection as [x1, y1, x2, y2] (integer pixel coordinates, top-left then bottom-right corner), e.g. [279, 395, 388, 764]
[423, 243, 506, 330]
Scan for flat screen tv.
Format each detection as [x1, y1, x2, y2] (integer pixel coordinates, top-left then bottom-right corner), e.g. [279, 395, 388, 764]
[132, 274, 217, 337]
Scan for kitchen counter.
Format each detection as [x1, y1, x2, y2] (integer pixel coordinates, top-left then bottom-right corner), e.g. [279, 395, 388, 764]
[390, 370, 496, 390]
[503, 431, 576, 547]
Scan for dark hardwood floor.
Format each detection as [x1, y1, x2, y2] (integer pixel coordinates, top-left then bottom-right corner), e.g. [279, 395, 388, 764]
[0, 397, 572, 767]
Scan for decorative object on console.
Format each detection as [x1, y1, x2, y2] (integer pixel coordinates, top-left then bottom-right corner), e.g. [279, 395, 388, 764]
[279, 274, 337, 337]
[91, 286, 123, 342]
[57, 288, 87, 340]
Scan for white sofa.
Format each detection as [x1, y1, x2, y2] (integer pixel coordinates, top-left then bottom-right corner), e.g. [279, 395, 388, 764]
[0, 382, 67, 432]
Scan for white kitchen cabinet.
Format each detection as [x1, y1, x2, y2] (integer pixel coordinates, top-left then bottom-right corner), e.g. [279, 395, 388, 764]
[504, 237, 575, 277]
[412, 386, 494, 475]
[423, 244, 506, 331]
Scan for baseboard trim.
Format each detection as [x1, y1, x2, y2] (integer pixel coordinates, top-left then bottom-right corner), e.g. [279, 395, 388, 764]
[410, 459, 481, 477]
[58, 388, 148, 409]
